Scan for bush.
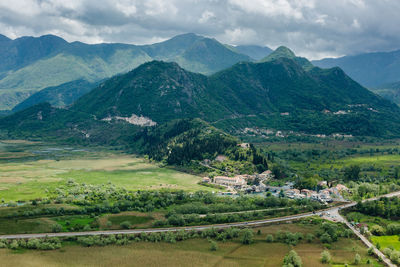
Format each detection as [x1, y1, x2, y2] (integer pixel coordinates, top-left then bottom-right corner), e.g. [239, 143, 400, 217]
[367, 247, 374, 256]
[266, 234, 274, 243]
[209, 240, 218, 251]
[9, 240, 19, 250]
[52, 224, 62, 233]
[370, 225, 385, 236]
[240, 229, 254, 245]
[283, 250, 302, 267]
[320, 233, 332, 243]
[120, 221, 131, 229]
[386, 223, 400, 235]
[306, 233, 314, 243]
[320, 250, 331, 264]
[354, 253, 361, 265]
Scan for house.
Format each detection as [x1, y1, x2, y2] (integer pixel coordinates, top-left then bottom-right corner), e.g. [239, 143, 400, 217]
[237, 143, 250, 148]
[318, 181, 328, 187]
[214, 176, 246, 187]
[301, 189, 316, 197]
[335, 184, 349, 192]
[285, 189, 300, 198]
[202, 177, 211, 183]
[259, 170, 273, 179]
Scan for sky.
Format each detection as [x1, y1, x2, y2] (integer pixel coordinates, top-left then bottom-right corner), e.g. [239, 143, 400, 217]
[1, 0, 400, 59]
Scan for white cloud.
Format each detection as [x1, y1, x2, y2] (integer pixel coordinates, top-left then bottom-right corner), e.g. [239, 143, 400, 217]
[199, 10, 215, 24]
[1, 0, 400, 59]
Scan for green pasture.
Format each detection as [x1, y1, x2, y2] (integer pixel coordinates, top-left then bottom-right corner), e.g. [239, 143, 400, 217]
[0, 141, 210, 202]
[371, 235, 400, 250]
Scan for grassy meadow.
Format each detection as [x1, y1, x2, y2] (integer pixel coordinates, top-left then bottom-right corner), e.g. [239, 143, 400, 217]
[371, 235, 400, 250]
[0, 224, 382, 267]
[0, 140, 210, 202]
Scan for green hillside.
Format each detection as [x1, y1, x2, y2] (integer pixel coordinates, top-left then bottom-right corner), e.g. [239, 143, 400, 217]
[2, 53, 400, 141]
[313, 49, 400, 87]
[70, 57, 400, 137]
[372, 81, 400, 106]
[260, 46, 314, 70]
[0, 33, 250, 110]
[12, 79, 98, 112]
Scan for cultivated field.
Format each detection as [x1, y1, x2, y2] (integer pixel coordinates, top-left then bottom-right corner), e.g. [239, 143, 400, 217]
[0, 140, 209, 202]
[0, 224, 382, 267]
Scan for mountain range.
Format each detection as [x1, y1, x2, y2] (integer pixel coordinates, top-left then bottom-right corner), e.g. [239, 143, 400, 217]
[313, 49, 400, 88]
[0, 33, 272, 110]
[2, 46, 400, 140]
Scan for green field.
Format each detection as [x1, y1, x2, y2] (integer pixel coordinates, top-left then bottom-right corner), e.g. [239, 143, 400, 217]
[0, 140, 211, 202]
[0, 224, 382, 267]
[371, 235, 400, 250]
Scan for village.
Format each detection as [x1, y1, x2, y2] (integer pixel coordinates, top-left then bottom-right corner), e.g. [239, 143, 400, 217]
[202, 170, 349, 204]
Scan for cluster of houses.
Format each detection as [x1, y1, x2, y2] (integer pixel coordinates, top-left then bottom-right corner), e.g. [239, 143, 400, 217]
[266, 182, 348, 203]
[202, 170, 273, 193]
[203, 172, 349, 203]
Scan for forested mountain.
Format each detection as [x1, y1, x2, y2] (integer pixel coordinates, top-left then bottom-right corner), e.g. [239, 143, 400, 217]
[2, 46, 400, 140]
[0, 33, 250, 110]
[260, 46, 313, 70]
[12, 79, 98, 112]
[313, 49, 400, 87]
[71, 50, 400, 137]
[372, 81, 400, 106]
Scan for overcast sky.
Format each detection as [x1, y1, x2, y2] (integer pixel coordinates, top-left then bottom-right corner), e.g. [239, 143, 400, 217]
[1, 0, 400, 59]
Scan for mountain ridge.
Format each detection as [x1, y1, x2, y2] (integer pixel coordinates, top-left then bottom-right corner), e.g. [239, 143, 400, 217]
[0, 33, 253, 110]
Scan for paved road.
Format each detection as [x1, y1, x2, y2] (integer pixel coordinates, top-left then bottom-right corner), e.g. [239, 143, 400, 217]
[324, 191, 400, 267]
[343, 217, 397, 267]
[1, 191, 399, 241]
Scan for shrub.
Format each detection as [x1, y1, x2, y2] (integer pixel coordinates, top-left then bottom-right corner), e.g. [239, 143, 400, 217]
[266, 234, 274, 243]
[370, 225, 385, 236]
[320, 233, 332, 243]
[320, 250, 331, 264]
[354, 253, 361, 265]
[306, 233, 314, 243]
[120, 221, 131, 229]
[9, 240, 19, 250]
[240, 229, 254, 245]
[209, 240, 218, 251]
[283, 250, 302, 267]
[52, 224, 62, 233]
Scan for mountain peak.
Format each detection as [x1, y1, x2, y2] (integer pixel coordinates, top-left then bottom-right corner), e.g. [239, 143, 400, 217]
[261, 46, 296, 62]
[259, 46, 314, 70]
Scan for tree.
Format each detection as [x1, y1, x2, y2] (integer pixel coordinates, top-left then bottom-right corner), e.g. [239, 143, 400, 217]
[320, 233, 332, 243]
[120, 221, 131, 229]
[266, 234, 274, 243]
[272, 165, 286, 179]
[283, 250, 302, 267]
[344, 165, 360, 181]
[306, 233, 314, 243]
[240, 229, 254, 245]
[367, 247, 374, 256]
[52, 224, 62, 233]
[354, 253, 361, 265]
[370, 225, 385, 236]
[209, 240, 218, 251]
[321, 250, 331, 264]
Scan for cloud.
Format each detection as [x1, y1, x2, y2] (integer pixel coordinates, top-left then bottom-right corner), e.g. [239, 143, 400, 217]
[0, 0, 400, 59]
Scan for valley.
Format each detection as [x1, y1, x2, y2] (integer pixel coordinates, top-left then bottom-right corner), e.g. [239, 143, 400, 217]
[1, 10, 400, 266]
